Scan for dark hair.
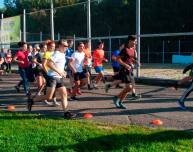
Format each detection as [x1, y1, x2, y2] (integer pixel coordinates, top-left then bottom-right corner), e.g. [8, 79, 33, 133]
[77, 41, 84, 47]
[39, 43, 47, 49]
[97, 40, 104, 46]
[18, 41, 27, 47]
[57, 39, 68, 46]
[127, 35, 136, 41]
[84, 40, 89, 44]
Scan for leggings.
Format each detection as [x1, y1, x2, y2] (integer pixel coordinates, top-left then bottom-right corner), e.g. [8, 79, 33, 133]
[179, 80, 193, 103]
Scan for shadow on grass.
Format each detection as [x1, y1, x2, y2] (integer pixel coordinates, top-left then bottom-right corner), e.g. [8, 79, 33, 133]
[38, 130, 193, 152]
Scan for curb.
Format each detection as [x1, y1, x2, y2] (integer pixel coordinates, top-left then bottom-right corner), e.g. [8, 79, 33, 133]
[135, 77, 177, 87]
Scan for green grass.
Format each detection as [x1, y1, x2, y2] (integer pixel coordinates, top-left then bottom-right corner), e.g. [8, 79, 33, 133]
[0, 112, 193, 152]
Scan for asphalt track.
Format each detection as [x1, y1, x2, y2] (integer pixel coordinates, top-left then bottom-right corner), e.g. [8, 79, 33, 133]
[0, 73, 193, 131]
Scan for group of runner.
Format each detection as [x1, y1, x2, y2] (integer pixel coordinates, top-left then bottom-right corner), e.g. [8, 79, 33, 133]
[10, 35, 140, 119]
[3, 34, 192, 119]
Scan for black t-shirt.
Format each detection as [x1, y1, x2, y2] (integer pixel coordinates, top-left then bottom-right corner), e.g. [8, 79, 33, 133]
[35, 53, 42, 63]
[119, 47, 136, 65]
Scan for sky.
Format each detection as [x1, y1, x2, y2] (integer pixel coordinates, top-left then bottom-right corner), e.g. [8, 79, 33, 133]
[0, 0, 4, 8]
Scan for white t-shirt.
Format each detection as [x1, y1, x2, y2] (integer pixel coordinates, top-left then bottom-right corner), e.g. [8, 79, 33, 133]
[71, 51, 85, 73]
[47, 51, 66, 78]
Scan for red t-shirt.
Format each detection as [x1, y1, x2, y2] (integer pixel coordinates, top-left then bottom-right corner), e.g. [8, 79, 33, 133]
[119, 47, 135, 65]
[16, 50, 29, 68]
[6, 53, 12, 63]
[93, 49, 105, 67]
[84, 48, 92, 66]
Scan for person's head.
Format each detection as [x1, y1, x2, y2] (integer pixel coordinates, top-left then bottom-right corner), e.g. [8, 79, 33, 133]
[57, 39, 68, 52]
[84, 41, 90, 49]
[33, 44, 40, 52]
[77, 42, 84, 52]
[8, 49, 11, 53]
[127, 35, 137, 48]
[46, 40, 55, 52]
[67, 39, 73, 48]
[28, 45, 33, 52]
[39, 43, 47, 53]
[18, 41, 28, 51]
[97, 40, 104, 49]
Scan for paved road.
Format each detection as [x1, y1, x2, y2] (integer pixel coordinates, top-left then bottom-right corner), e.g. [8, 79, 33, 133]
[0, 73, 193, 131]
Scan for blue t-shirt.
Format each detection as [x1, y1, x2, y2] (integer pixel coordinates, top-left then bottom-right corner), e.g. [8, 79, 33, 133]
[65, 48, 74, 66]
[112, 49, 120, 67]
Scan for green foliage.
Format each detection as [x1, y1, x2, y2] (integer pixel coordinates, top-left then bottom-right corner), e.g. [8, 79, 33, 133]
[2, 0, 193, 37]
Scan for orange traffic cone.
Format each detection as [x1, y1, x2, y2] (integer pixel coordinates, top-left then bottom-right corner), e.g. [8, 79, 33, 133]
[150, 119, 163, 125]
[83, 113, 93, 119]
[7, 105, 15, 111]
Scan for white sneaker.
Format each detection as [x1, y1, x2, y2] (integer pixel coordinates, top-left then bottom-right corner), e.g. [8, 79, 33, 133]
[53, 98, 60, 106]
[44, 100, 54, 106]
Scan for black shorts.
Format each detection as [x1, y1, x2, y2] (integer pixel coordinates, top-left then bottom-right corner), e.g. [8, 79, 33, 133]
[33, 66, 43, 77]
[42, 71, 49, 81]
[46, 76, 66, 88]
[74, 72, 86, 81]
[113, 68, 134, 84]
[113, 67, 120, 73]
[83, 66, 92, 75]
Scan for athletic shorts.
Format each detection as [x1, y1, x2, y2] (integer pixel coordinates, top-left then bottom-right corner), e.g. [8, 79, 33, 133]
[83, 66, 92, 74]
[42, 71, 49, 81]
[95, 66, 104, 73]
[33, 66, 43, 77]
[113, 68, 134, 84]
[46, 76, 66, 88]
[74, 72, 86, 81]
[113, 66, 120, 73]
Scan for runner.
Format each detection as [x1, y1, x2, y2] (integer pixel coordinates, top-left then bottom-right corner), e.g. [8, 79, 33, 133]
[104, 44, 125, 92]
[13, 41, 30, 96]
[27, 39, 76, 119]
[176, 63, 193, 109]
[32, 44, 46, 95]
[65, 39, 74, 95]
[68, 42, 88, 100]
[42, 40, 60, 106]
[83, 41, 93, 90]
[92, 40, 108, 88]
[5, 49, 12, 73]
[112, 35, 139, 109]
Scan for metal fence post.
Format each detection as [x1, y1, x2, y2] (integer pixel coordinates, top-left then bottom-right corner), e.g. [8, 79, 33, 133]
[162, 40, 165, 64]
[73, 34, 76, 51]
[1, 13, 3, 49]
[136, 0, 141, 77]
[178, 40, 181, 55]
[87, 0, 92, 52]
[109, 36, 112, 62]
[57, 33, 60, 40]
[147, 46, 150, 63]
[50, 0, 54, 41]
[40, 31, 42, 42]
[23, 9, 26, 42]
